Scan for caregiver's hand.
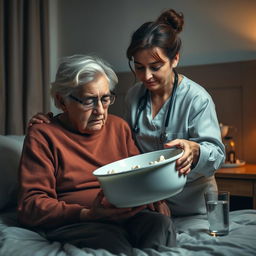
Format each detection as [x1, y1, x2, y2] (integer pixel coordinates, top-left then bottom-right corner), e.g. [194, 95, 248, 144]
[164, 139, 200, 175]
[28, 112, 53, 127]
[80, 190, 147, 222]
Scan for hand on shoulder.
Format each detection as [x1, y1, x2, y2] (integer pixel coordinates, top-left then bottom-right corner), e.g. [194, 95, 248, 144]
[28, 112, 54, 128]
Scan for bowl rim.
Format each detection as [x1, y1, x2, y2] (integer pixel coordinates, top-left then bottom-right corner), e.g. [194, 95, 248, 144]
[93, 148, 184, 177]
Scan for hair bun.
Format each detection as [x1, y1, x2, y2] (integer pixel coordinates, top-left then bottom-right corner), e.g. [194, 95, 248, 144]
[156, 9, 184, 33]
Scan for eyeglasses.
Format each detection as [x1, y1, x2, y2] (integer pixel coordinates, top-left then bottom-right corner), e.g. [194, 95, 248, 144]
[69, 93, 116, 110]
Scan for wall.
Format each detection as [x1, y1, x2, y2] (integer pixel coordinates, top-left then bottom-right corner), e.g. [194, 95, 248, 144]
[52, 0, 256, 72]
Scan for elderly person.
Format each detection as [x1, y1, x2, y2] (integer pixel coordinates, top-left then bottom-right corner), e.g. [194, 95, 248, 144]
[17, 55, 176, 255]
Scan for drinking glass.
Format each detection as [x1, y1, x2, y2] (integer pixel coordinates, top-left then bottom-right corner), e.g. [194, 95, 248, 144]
[204, 191, 230, 236]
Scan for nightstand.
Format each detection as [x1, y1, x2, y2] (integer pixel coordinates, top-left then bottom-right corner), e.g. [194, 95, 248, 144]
[215, 164, 256, 209]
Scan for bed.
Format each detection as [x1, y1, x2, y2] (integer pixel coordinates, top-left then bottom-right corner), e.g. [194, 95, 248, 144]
[1, 135, 256, 256]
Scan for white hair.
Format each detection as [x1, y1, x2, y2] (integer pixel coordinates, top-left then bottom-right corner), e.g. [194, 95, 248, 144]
[51, 54, 118, 109]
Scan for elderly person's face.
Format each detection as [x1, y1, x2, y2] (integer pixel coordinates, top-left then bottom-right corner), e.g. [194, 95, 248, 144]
[60, 73, 111, 134]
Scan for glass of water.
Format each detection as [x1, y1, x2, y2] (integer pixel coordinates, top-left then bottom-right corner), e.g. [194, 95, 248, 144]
[204, 191, 230, 236]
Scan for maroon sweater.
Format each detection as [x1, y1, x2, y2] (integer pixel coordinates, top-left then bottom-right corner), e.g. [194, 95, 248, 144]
[17, 114, 140, 229]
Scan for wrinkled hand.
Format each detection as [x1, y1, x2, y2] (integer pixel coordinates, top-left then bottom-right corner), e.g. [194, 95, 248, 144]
[80, 190, 147, 222]
[28, 112, 53, 128]
[164, 139, 200, 175]
[147, 201, 170, 216]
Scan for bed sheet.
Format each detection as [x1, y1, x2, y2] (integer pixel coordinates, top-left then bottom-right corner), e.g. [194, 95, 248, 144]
[0, 209, 256, 256]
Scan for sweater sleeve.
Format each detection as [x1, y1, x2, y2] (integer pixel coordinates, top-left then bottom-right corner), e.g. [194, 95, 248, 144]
[17, 129, 83, 229]
[110, 114, 140, 156]
[124, 119, 141, 156]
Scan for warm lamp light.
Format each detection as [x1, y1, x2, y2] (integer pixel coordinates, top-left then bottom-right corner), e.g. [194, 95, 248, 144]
[208, 6, 256, 47]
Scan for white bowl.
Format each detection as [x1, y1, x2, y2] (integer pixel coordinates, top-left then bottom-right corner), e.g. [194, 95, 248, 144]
[93, 148, 186, 208]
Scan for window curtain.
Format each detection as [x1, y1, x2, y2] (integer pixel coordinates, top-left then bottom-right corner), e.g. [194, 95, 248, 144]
[0, 0, 50, 135]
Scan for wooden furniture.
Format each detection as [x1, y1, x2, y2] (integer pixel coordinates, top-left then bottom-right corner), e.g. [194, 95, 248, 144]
[215, 164, 256, 209]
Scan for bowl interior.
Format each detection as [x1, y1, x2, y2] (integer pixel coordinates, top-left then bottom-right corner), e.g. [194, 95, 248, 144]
[93, 148, 183, 176]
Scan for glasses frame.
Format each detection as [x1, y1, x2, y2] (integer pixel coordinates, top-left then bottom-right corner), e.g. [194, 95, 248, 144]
[68, 92, 116, 110]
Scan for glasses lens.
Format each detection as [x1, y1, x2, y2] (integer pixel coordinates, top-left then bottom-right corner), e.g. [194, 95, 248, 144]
[70, 93, 115, 109]
[83, 98, 95, 108]
[101, 94, 115, 106]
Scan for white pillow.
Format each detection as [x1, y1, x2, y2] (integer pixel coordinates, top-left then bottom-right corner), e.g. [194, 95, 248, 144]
[0, 135, 25, 210]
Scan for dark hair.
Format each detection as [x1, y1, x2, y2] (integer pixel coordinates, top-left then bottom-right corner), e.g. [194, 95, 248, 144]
[126, 9, 184, 66]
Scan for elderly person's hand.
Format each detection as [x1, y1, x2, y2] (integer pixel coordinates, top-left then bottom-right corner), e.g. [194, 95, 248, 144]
[28, 112, 53, 127]
[164, 139, 200, 176]
[80, 190, 147, 222]
[147, 201, 170, 216]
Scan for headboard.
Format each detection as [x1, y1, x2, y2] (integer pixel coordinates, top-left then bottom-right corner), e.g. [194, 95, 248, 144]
[109, 60, 256, 164]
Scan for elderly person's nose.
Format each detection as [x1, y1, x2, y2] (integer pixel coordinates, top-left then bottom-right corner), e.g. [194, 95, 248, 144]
[93, 99, 105, 114]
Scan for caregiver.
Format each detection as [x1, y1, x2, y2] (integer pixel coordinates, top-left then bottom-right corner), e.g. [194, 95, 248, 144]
[124, 8, 225, 216]
[29, 9, 225, 216]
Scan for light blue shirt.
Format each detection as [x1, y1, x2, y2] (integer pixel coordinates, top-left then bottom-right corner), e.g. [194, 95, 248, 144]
[124, 75, 225, 216]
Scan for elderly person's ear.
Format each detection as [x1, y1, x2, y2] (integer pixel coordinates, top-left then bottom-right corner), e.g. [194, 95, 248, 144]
[56, 94, 67, 111]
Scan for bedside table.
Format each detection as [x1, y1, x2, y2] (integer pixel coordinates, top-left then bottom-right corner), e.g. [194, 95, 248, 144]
[215, 164, 256, 209]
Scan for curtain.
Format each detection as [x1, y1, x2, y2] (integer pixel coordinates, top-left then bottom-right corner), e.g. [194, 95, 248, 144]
[0, 0, 50, 135]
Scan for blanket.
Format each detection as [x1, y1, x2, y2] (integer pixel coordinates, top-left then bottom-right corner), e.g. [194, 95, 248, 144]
[0, 209, 255, 256]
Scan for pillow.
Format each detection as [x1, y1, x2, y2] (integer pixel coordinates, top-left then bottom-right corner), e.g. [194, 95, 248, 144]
[0, 135, 25, 210]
